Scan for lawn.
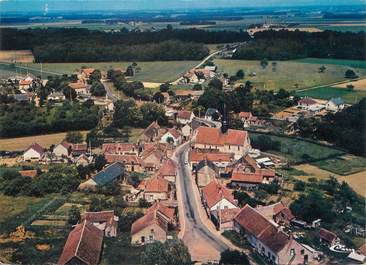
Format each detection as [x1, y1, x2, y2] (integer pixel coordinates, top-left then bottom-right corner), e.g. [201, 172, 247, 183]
[295, 58, 366, 69]
[0, 130, 89, 151]
[249, 132, 345, 164]
[214, 59, 366, 91]
[312, 155, 366, 176]
[16, 61, 200, 83]
[295, 86, 366, 104]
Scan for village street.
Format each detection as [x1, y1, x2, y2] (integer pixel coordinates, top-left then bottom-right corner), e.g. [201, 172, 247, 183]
[174, 141, 232, 263]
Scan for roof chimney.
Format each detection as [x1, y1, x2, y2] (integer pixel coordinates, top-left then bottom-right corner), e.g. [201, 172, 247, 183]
[221, 104, 229, 134]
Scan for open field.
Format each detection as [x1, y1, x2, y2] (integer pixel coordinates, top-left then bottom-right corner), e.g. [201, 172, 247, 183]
[334, 78, 366, 90]
[293, 164, 366, 197]
[312, 155, 366, 176]
[294, 58, 366, 69]
[15, 61, 199, 83]
[0, 50, 34, 63]
[295, 86, 366, 104]
[214, 59, 366, 91]
[0, 131, 89, 151]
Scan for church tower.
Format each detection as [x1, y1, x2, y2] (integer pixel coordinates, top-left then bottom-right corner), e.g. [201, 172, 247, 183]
[221, 104, 229, 134]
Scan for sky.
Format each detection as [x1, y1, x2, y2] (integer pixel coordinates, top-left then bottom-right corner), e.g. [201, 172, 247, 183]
[1, 0, 365, 13]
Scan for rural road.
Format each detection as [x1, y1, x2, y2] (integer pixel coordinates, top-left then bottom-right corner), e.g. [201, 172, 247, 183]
[102, 80, 118, 102]
[174, 141, 230, 263]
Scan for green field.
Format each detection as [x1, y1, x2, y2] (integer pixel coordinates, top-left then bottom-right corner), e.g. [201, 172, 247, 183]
[317, 25, 366, 33]
[214, 59, 366, 91]
[295, 58, 366, 69]
[295, 86, 366, 104]
[15, 61, 199, 83]
[313, 156, 366, 176]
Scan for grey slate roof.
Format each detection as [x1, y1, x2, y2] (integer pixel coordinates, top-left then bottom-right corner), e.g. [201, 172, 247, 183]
[329, 97, 344, 106]
[93, 162, 124, 186]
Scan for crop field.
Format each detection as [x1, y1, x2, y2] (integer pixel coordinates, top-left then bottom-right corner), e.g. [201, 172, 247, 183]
[15, 61, 199, 83]
[214, 59, 366, 91]
[295, 86, 366, 104]
[312, 155, 366, 176]
[0, 131, 89, 151]
[334, 78, 366, 90]
[0, 50, 34, 63]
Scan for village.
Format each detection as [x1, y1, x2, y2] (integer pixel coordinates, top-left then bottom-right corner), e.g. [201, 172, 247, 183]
[0, 56, 365, 265]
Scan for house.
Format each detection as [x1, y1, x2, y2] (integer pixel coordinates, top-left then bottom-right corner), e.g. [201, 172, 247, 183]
[347, 252, 366, 264]
[230, 155, 276, 189]
[174, 90, 204, 100]
[80, 211, 119, 237]
[142, 121, 160, 142]
[195, 159, 219, 188]
[160, 128, 182, 146]
[80, 68, 96, 79]
[318, 228, 339, 247]
[79, 162, 124, 191]
[23, 143, 44, 161]
[102, 143, 139, 156]
[157, 159, 177, 183]
[144, 177, 170, 202]
[75, 153, 93, 166]
[13, 93, 31, 102]
[183, 71, 199, 84]
[131, 204, 171, 245]
[105, 154, 144, 173]
[18, 169, 38, 178]
[58, 220, 103, 265]
[202, 180, 238, 217]
[18, 77, 33, 90]
[53, 141, 71, 158]
[358, 243, 366, 255]
[204, 65, 217, 72]
[256, 202, 295, 226]
[48, 92, 66, 101]
[71, 144, 88, 157]
[234, 205, 318, 265]
[195, 68, 215, 80]
[326, 97, 345, 112]
[181, 124, 192, 140]
[176, 110, 194, 125]
[141, 146, 165, 172]
[193, 126, 251, 160]
[189, 151, 233, 170]
[211, 208, 240, 231]
[69, 82, 89, 95]
[298, 97, 317, 110]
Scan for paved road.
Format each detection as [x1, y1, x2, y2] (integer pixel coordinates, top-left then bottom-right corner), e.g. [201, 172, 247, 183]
[102, 80, 118, 102]
[174, 141, 230, 262]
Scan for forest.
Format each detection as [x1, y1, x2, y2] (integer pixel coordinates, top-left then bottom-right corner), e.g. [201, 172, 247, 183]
[233, 30, 366, 61]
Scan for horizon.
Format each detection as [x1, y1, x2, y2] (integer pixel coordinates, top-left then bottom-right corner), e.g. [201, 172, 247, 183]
[1, 0, 365, 14]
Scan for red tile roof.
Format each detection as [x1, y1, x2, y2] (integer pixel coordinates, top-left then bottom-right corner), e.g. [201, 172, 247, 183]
[18, 170, 38, 178]
[25, 143, 44, 156]
[319, 228, 337, 243]
[177, 110, 192, 120]
[82, 68, 95, 77]
[102, 143, 137, 154]
[358, 244, 366, 255]
[158, 159, 176, 177]
[147, 202, 175, 223]
[218, 208, 240, 223]
[69, 82, 87, 90]
[72, 144, 87, 152]
[195, 127, 248, 146]
[234, 204, 289, 253]
[202, 180, 237, 209]
[298, 97, 317, 105]
[19, 79, 32, 86]
[167, 128, 181, 139]
[189, 151, 233, 163]
[58, 220, 103, 265]
[145, 177, 169, 193]
[239, 112, 253, 119]
[231, 172, 263, 184]
[81, 210, 116, 226]
[131, 209, 167, 235]
[256, 202, 294, 221]
[105, 154, 142, 165]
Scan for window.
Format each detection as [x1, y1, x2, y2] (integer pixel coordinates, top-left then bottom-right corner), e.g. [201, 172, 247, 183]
[149, 235, 153, 241]
[301, 249, 305, 255]
[290, 248, 295, 256]
[141, 236, 145, 243]
[151, 229, 154, 233]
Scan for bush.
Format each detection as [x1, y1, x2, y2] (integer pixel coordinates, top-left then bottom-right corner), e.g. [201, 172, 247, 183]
[220, 249, 249, 265]
[294, 181, 306, 191]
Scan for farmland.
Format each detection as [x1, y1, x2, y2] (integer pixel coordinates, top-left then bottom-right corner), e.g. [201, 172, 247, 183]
[0, 131, 89, 152]
[0, 50, 34, 63]
[295, 86, 366, 104]
[214, 59, 366, 91]
[295, 58, 366, 69]
[14, 61, 200, 83]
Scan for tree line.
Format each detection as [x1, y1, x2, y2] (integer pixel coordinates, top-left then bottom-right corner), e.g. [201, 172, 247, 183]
[233, 30, 366, 61]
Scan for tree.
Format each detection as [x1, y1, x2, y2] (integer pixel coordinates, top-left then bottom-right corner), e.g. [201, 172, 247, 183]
[62, 86, 77, 100]
[90, 81, 106, 97]
[159, 82, 171, 92]
[220, 250, 250, 265]
[319, 65, 326, 73]
[260, 58, 268, 69]
[208, 78, 223, 90]
[346, 84, 354, 91]
[68, 205, 81, 225]
[236, 69, 245, 79]
[94, 154, 107, 171]
[66, 131, 83, 144]
[138, 198, 151, 208]
[126, 65, 134, 76]
[141, 239, 191, 265]
[153, 92, 165, 103]
[89, 69, 102, 83]
[193, 84, 203, 91]
[345, 69, 358, 79]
